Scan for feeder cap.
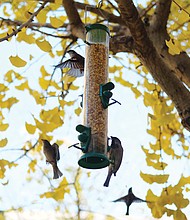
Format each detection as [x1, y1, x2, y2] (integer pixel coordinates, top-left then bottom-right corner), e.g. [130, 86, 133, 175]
[85, 24, 110, 35]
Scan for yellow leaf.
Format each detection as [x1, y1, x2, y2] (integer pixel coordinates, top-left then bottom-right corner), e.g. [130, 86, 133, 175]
[69, 84, 79, 90]
[0, 160, 17, 179]
[15, 81, 29, 90]
[75, 107, 82, 116]
[36, 39, 52, 52]
[40, 65, 51, 77]
[174, 209, 187, 220]
[36, 9, 48, 23]
[0, 138, 8, 147]
[29, 54, 33, 60]
[156, 114, 175, 126]
[165, 39, 181, 55]
[144, 78, 156, 91]
[50, 16, 63, 28]
[131, 87, 141, 98]
[30, 90, 46, 105]
[0, 124, 9, 131]
[28, 159, 37, 173]
[140, 171, 169, 184]
[17, 31, 35, 44]
[25, 122, 36, 134]
[1, 97, 19, 109]
[114, 76, 133, 87]
[9, 55, 27, 67]
[40, 177, 70, 201]
[39, 77, 49, 90]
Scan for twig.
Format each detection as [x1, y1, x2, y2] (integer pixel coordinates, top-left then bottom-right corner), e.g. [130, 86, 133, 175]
[0, 1, 48, 42]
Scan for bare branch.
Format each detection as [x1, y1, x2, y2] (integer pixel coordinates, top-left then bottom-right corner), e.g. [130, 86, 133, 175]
[0, 1, 48, 42]
[0, 17, 67, 29]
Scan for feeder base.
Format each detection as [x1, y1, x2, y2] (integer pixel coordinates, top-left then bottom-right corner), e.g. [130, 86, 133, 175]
[78, 152, 110, 169]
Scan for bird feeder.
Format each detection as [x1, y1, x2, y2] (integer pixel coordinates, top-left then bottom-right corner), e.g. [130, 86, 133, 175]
[77, 24, 113, 169]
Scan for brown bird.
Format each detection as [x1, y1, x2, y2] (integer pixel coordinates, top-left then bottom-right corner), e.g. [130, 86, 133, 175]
[54, 50, 84, 77]
[113, 187, 150, 215]
[42, 139, 63, 179]
[103, 136, 123, 187]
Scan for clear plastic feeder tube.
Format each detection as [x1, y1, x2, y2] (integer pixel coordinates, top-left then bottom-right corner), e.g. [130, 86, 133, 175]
[83, 24, 110, 154]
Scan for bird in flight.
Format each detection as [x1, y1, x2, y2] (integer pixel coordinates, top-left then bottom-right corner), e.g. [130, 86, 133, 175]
[54, 50, 84, 77]
[113, 187, 151, 215]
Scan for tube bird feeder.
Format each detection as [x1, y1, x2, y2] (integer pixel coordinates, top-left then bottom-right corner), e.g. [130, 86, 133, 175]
[77, 24, 112, 169]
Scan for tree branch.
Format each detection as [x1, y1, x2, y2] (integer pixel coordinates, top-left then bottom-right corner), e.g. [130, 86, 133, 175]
[0, 1, 48, 42]
[114, 0, 190, 131]
[0, 17, 66, 29]
[62, 0, 85, 40]
[75, 1, 124, 25]
[152, 0, 172, 30]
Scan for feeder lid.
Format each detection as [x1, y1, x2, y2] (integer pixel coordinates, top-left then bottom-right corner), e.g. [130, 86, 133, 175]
[85, 24, 110, 35]
[78, 152, 110, 169]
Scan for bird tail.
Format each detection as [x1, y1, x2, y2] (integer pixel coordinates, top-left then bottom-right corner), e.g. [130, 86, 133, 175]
[103, 172, 112, 187]
[53, 165, 63, 179]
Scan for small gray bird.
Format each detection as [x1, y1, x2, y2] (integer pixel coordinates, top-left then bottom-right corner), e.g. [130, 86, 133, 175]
[42, 139, 63, 179]
[103, 136, 123, 187]
[113, 187, 150, 215]
[55, 50, 84, 77]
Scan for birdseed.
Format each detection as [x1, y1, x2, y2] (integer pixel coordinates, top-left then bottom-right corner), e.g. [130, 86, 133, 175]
[83, 43, 109, 154]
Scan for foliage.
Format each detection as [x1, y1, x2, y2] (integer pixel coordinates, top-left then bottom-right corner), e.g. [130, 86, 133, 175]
[0, 0, 190, 219]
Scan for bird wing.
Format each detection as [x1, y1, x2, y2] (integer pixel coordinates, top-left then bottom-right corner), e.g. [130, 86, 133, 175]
[133, 196, 148, 203]
[67, 68, 84, 77]
[52, 143, 60, 161]
[113, 195, 127, 202]
[54, 58, 84, 70]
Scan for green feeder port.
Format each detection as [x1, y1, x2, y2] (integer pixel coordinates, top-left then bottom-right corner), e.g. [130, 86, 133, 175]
[76, 124, 91, 153]
[78, 152, 110, 169]
[100, 82, 115, 109]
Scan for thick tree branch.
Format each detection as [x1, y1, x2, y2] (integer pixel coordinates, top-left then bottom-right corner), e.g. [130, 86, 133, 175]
[152, 0, 172, 30]
[0, 1, 48, 42]
[62, 0, 85, 40]
[115, 0, 190, 131]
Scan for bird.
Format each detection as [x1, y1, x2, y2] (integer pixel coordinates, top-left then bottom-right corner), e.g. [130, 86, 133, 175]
[54, 50, 84, 77]
[42, 139, 63, 179]
[103, 136, 123, 187]
[113, 187, 150, 215]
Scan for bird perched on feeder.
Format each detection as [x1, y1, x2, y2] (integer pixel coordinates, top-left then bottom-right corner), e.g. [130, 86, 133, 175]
[103, 136, 123, 187]
[54, 50, 84, 77]
[113, 187, 150, 215]
[42, 139, 63, 179]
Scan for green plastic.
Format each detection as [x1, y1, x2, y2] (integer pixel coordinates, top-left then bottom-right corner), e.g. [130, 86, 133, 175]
[76, 124, 91, 153]
[78, 152, 110, 169]
[85, 24, 110, 35]
[99, 82, 115, 109]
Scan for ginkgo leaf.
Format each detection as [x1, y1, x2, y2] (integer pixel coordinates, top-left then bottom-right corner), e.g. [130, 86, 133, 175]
[140, 171, 169, 184]
[15, 81, 29, 90]
[50, 16, 63, 28]
[0, 138, 8, 147]
[165, 39, 181, 55]
[25, 122, 36, 134]
[0, 123, 9, 131]
[75, 107, 82, 116]
[28, 159, 37, 173]
[36, 39, 52, 52]
[1, 97, 19, 109]
[9, 55, 27, 67]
